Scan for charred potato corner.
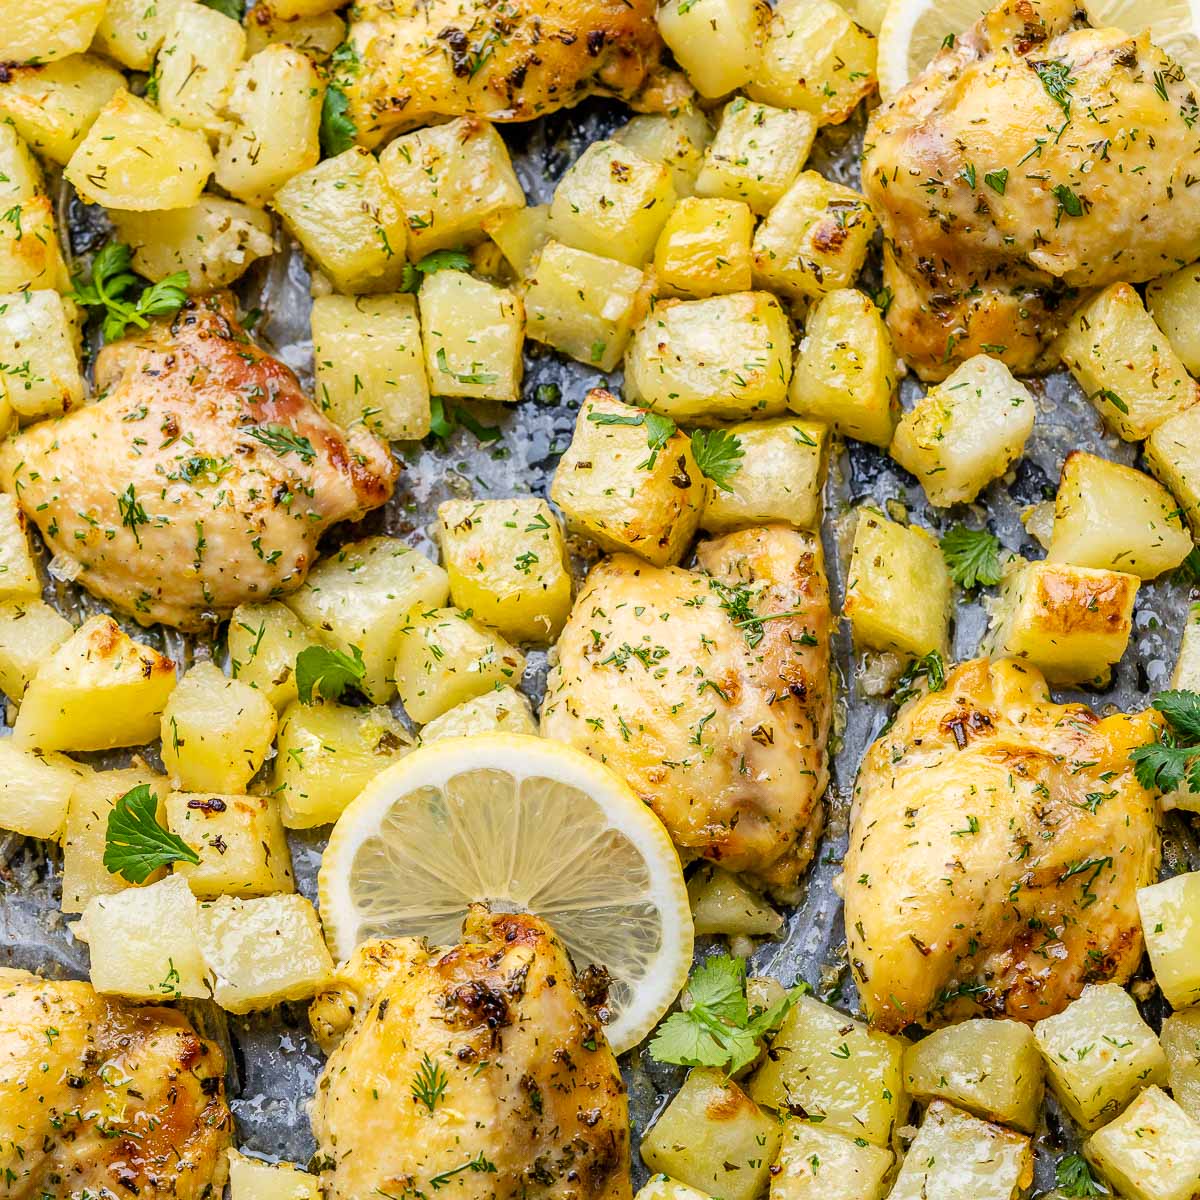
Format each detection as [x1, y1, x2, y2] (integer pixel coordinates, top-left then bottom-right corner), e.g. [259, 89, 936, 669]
[4, 0, 1200, 1196]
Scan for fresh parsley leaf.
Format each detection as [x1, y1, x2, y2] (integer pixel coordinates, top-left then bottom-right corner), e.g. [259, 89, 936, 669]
[320, 85, 356, 157]
[1055, 1152, 1106, 1197]
[690, 429, 744, 492]
[401, 249, 474, 290]
[1153, 690, 1200, 742]
[1130, 688, 1200, 794]
[103, 784, 200, 883]
[136, 272, 190, 320]
[246, 423, 317, 464]
[940, 525, 1002, 589]
[296, 644, 367, 704]
[70, 243, 190, 343]
[200, 0, 244, 17]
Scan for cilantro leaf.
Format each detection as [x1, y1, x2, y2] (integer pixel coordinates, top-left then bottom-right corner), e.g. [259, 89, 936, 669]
[1153, 690, 1200, 741]
[401, 249, 474, 290]
[200, 0, 244, 17]
[690, 429, 744, 492]
[940, 525, 1003, 589]
[103, 784, 200, 883]
[295, 644, 367, 704]
[1130, 688, 1200, 794]
[320, 85, 357, 157]
[1055, 1152, 1106, 1197]
[70, 243, 190, 344]
[685, 953, 748, 1023]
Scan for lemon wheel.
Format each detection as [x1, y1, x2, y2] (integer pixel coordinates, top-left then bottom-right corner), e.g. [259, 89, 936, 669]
[318, 733, 694, 1055]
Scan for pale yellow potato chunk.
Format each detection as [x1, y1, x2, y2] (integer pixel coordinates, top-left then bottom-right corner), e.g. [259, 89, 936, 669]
[686, 865, 782, 937]
[0, 493, 40, 600]
[0, 599, 72, 700]
[613, 110, 713, 198]
[0, 196, 69, 292]
[156, 3, 247, 138]
[263, 0, 343, 15]
[484, 204, 550, 278]
[227, 1150, 322, 1200]
[1146, 404, 1200, 536]
[419, 686, 538, 742]
[228, 601, 323, 711]
[1085, 1086, 1200, 1200]
[1138, 872, 1200, 1011]
[0, 124, 42, 201]
[244, 10, 345, 59]
[0, 740, 81, 841]
[655, 0, 762, 97]
[1147, 260, 1200, 376]
[0, 290, 85, 420]
[1, 0, 106, 64]
[1162, 1009, 1200, 1124]
[770, 1120, 892, 1200]
[93, 0, 193, 70]
[635, 1178, 715, 1200]
[654, 197, 753, 297]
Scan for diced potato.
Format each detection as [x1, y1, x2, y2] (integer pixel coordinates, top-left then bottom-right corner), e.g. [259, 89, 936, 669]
[0, 124, 42, 201]
[986, 560, 1139, 687]
[197, 893, 334, 1014]
[286, 536, 450, 703]
[695, 100, 816, 215]
[656, 0, 762, 97]
[273, 701, 412, 827]
[93, 0, 192, 69]
[1147, 260, 1200, 376]
[156, 4, 247, 138]
[635, 1178, 715, 1200]
[844, 510, 951, 658]
[229, 600, 323, 711]
[753, 173, 877, 302]
[160, 662, 278, 793]
[701, 417, 826, 533]
[1085, 1086, 1200, 1200]
[1033, 983, 1168, 1130]
[0, 289, 85, 420]
[890, 355, 1035, 506]
[524, 240, 649, 371]
[227, 1149, 322, 1200]
[1138, 872, 1200, 1011]
[76, 875, 209, 1000]
[748, 993, 908, 1145]
[261, 0, 343, 15]
[549, 389, 705, 566]
[245, 9, 345, 59]
[0, 741, 81, 840]
[770, 1120, 892, 1200]
[419, 686, 538, 741]
[788, 288, 899, 447]
[0, 55, 123, 165]
[0, 196, 69, 293]
[1161, 1009, 1200, 1124]
[1146, 404, 1200, 536]
[393, 607, 526, 725]
[216, 46, 323, 205]
[687, 865, 782, 937]
[379, 118, 525, 259]
[1047, 451, 1191, 579]
[625, 291, 792, 422]
[273, 147, 408, 293]
[484, 204, 550, 279]
[548, 140, 676, 267]
[749, 0, 877, 124]
[654, 197, 753, 298]
[642, 1068, 783, 1200]
[2, 0, 106, 64]
[65, 89, 214, 211]
[419, 271, 523, 403]
[1058, 282, 1200, 440]
[903, 1019, 1044, 1133]
[166, 792, 294, 899]
[887, 1101, 1032, 1200]
[0, 599, 73, 700]
[13, 615, 177, 752]
[614, 110, 713, 198]
[312, 294, 429, 441]
[0, 493, 39, 600]
[436, 497, 572, 643]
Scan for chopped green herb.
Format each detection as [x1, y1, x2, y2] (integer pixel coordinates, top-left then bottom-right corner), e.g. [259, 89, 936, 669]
[295, 644, 367, 704]
[940, 525, 1002, 589]
[103, 784, 199, 883]
[70, 242, 190, 343]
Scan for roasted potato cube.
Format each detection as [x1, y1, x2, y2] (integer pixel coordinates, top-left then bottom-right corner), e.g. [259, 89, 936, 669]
[770, 1120, 892, 1200]
[166, 792, 294, 899]
[903, 1019, 1044, 1133]
[93, 0, 191, 69]
[642, 1068, 782, 1200]
[1058, 282, 1200, 440]
[0, 124, 42, 201]
[227, 1149, 322, 1200]
[844, 510, 951, 658]
[1162, 1010, 1200, 1124]
[1085, 1086, 1200, 1200]
[700, 417, 826, 533]
[0, 741, 81, 841]
[198, 893, 334, 1014]
[888, 1101, 1032, 1200]
[635, 1178, 715, 1200]
[379, 118, 525, 258]
[14, 615, 176, 752]
[262, 0, 343, 16]
[1047, 451, 1191, 579]
[687, 865, 782, 937]
[890, 355, 1035, 506]
[286, 537, 450, 703]
[1034, 983, 1168, 1130]
[77, 875, 209, 1000]
[0, 290, 85, 421]
[625, 291, 792, 422]
[0, 493, 40, 599]
[986, 560, 1138, 687]
[749, 0, 877, 124]
[0, 195, 69, 292]
[229, 601, 322, 712]
[484, 204, 550, 278]
[437, 497, 572, 643]
[419, 271, 523, 403]
[312, 293, 429, 440]
[788, 288, 899, 446]
[156, 3, 247, 138]
[2, 0, 106, 64]
[245, 10, 346, 59]
[1138, 872, 1200, 1011]
[614, 110, 713, 198]
[753, 173, 877, 301]
[655, 0, 762, 98]
[524, 240, 649, 371]
[548, 140, 676, 267]
[160, 662, 278, 794]
[216, 45, 323, 205]
[696, 100, 816, 215]
[393, 607, 526, 725]
[748, 993, 908, 1145]
[419, 687, 538, 741]
[1146, 404, 1200, 536]
[550, 390, 705, 566]
[0, 598, 73, 700]
[654, 197, 753, 298]
[1147, 260, 1200, 376]
[272, 701, 412, 827]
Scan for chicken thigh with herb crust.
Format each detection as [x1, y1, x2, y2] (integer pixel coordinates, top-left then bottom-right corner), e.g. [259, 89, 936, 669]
[844, 657, 1161, 1033]
[308, 907, 630, 1200]
[0, 295, 395, 631]
[541, 525, 831, 897]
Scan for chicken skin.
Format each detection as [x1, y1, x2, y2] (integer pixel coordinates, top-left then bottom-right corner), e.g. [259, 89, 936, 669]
[0, 296, 395, 630]
[844, 657, 1161, 1033]
[308, 907, 630, 1200]
[541, 526, 832, 897]
[863, 0, 1200, 379]
[0, 968, 232, 1198]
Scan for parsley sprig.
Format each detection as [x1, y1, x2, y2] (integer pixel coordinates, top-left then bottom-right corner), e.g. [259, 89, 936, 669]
[940, 525, 1003, 589]
[103, 784, 200, 883]
[70, 243, 189, 344]
[296, 644, 367, 704]
[401, 249, 474, 291]
[1055, 1152, 1106, 1197]
[1131, 690, 1200, 794]
[320, 43, 359, 158]
[586, 409, 744, 490]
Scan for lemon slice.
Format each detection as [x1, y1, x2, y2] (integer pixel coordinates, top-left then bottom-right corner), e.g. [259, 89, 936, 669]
[318, 733, 694, 1055]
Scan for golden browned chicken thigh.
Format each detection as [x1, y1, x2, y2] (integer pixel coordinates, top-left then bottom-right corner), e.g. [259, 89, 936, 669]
[863, 0, 1200, 379]
[309, 907, 630, 1200]
[0, 296, 395, 630]
[541, 526, 831, 897]
[0, 969, 232, 1198]
[844, 657, 1161, 1033]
